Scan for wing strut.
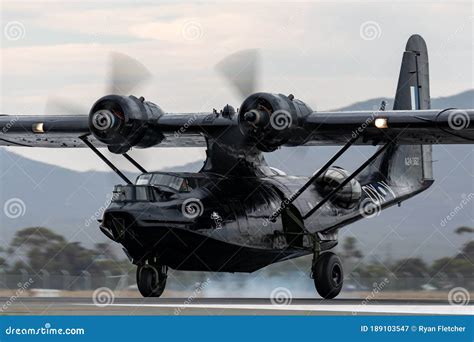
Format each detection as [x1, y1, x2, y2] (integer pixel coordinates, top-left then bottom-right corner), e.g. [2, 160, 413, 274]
[269, 101, 389, 222]
[122, 153, 148, 173]
[302, 142, 392, 220]
[79, 135, 133, 185]
[269, 135, 359, 222]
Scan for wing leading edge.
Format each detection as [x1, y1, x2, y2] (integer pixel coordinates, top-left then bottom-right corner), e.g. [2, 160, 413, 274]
[0, 115, 92, 147]
[1, 108, 474, 149]
[297, 108, 474, 146]
[0, 113, 219, 148]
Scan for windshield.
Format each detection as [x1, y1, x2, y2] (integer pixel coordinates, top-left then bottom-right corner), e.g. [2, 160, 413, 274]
[136, 173, 192, 192]
[112, 185, 153, 202]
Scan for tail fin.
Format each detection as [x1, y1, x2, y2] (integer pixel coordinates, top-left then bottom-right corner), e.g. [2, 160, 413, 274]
[357, 35, 433, 205]
[392, 34, 433, 182]
[393, 34, 430, 111]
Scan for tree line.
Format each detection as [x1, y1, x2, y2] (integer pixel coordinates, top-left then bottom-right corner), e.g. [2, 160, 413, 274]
[0, 226, 472, 283]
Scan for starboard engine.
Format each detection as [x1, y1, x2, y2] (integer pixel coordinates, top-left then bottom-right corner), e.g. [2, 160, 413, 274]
[238, 92, 312, 151]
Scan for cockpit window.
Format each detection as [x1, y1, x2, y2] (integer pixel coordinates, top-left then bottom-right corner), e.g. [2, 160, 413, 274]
[136, 173, 193, 192]
[151, 174, 183, 191]
[136, 174, 152, 185]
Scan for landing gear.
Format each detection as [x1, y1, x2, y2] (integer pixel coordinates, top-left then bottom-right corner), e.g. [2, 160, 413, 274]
[312, 252, 343, 299]
[136, 263, 167, 297]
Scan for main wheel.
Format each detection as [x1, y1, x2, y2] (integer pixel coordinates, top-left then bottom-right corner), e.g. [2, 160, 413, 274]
[312, 252, 343, 299]
[136, 264, 167, 297]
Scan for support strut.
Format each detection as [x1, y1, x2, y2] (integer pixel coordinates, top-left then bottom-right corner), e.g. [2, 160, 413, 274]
[302, 142, 392, 220]
[122, 153, 148, 173]
[79, 135, 133, 185]
[269, 135, 359, 222]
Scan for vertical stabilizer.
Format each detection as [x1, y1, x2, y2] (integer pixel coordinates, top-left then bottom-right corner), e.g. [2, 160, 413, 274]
[357, 35, 434, 206]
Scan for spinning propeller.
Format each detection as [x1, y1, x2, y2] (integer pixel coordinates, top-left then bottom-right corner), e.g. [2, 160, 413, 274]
[215, 49, 260, 100]
[46, 53, 154, 169]
[46, 52, 152, 113]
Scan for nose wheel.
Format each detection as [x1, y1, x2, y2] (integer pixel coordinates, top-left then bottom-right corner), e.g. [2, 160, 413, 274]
[312, 252, 343, 299]
[136, 264, 167, 297]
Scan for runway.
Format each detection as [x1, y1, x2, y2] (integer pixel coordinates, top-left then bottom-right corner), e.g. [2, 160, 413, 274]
[1, 298, 472, 315]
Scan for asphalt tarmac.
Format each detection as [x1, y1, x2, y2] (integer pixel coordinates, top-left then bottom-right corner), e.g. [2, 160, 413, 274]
[1, 298, 471, 315]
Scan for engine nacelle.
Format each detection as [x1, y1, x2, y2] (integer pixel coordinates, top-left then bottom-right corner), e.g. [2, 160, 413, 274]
[89, 95, 165, 153]
[314, 166, 362, 209]
[238, 93, 312, 151]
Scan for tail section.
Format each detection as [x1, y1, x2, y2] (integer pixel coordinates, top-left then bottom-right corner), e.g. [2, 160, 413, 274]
[357, 34, 434, 206]
[392, 34, 433, 183]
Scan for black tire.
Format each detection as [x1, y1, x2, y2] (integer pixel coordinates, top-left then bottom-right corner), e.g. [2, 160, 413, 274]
[313, 252, 343, 299]
[136, 265, 167, 297]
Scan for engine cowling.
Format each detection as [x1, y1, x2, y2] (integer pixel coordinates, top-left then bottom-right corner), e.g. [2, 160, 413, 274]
[314, 166, 362, 209]
[238, 93, 312, 151]
[89, 95, 165, 153]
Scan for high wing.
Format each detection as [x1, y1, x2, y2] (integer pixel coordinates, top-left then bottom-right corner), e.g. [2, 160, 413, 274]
[298, 108, 474, 146]
[0, 113, 220, 148]
[1, 108, 473, 149]
[0, 115, 92, 148]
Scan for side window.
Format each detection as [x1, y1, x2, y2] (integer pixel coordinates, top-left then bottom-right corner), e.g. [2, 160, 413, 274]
[135, 186, 150, 201]
[136, 174, 152, 185]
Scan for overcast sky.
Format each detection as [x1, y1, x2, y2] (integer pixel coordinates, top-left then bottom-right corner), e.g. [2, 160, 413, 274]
[1, 0, 472, 171]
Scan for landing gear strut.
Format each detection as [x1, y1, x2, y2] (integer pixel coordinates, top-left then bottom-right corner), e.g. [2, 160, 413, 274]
[312, 252, 343, 299]
[136, 263, 167, 297]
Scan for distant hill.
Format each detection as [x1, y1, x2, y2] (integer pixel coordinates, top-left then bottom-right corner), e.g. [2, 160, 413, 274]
[333, 89, 473, 111]
[0, 90, 472, 263]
